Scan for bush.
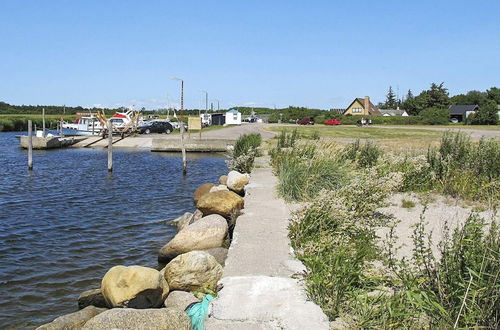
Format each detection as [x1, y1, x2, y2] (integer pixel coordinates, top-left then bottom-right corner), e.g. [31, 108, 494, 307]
[467, 100, 499, 125]
[340, 140, 381, 168]
[226, 133, 262, 173]
[418, 107, 450, 125]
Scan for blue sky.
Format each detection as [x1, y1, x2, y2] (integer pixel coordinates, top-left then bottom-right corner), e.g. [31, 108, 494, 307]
[1, 0, 499, 109]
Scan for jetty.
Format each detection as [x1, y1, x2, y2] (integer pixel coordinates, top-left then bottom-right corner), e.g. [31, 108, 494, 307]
[19, 135, 87, 149]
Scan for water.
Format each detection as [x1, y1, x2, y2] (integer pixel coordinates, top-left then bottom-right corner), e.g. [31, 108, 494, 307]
[0, 132, 228, 329]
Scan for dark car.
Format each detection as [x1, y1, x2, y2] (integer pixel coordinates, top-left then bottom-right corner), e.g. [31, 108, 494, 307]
[297, 117, 314, 125]
[138, 121, 173, 134]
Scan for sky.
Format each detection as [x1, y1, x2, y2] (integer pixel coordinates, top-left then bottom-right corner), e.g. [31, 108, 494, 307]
[1, 0, 499, 110]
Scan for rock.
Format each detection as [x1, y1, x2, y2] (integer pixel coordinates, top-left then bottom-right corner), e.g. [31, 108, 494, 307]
[204, 247, 229, 266]
[36, 306, 107, 330]
[169, 212, 192, 228]
[158, 214, 228, 263]
[196, 190, 244, 217]
[164, 251, 223, 292]
[219, 175, 228, 185]
[194, 183, 215, 204]
[226, 170, 250, 194]
[179, 209, 203, 231]
[209, 184, 229, 193]
[82, 308, 190, 330]
[101, 265, 169, 308]
[78, 288, 107, 309]
[164, 290, 200, 310]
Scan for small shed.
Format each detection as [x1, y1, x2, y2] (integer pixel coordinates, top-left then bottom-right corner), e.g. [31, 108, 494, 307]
[225, 109, 242, 125]
[449, 105, 479, 122]
[211, 113, 226, 126]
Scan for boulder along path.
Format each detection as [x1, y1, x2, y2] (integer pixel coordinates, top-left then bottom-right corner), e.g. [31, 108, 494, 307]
[205, 157, 329, 329]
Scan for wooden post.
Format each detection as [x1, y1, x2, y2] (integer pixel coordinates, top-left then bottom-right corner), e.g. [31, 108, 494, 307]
[180, 123, 187, 174]
[107, 120, 113, 172]
[42, 107, 46, 137]
[28, 120, 33, 170]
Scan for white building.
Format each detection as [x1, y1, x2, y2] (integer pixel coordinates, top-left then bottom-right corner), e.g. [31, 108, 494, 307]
[225, 109, 241, 125]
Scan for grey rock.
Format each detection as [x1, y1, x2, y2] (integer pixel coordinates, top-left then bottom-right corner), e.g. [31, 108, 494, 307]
[164, 291, 200, 310]
[36, 306, 107, 330]
[78, 288, 107, 309]
[82, 308, 191, 330]
[204, 247, 229, 266]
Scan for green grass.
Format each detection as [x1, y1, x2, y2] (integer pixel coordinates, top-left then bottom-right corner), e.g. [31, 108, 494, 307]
[267, 125, 444, 140]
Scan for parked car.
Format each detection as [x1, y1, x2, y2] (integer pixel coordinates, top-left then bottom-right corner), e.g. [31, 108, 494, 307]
[324, 119, 342, 125]
[297, 117, 314, 125]
[138, 121, 173, 134]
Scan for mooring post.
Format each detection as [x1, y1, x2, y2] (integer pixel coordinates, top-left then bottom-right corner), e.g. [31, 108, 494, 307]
[42, 107, 46, 138]
[107, 119, 113, 172]
[28, 120, 33, 170]
[180, 123, 187, 174]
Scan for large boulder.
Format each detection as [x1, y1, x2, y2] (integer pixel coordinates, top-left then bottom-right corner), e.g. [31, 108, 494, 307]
[193, 183, 215, 204]
[158, 214, 228, 263]
[169, 212, 192, 228]
[36, 306, 107, 330]
[226, 170, 250, 194]
[78, 288, 107, 309]
[219, 175, 228, 185]
[82, 308, 190, 330]
[101, 265, 169, 308]
[204, 247, 229, 266]
[209, 184, 229, 193]
[164, 251, 223, 292]
[164, 290, 200, 310]
[196, 191, 244, 217]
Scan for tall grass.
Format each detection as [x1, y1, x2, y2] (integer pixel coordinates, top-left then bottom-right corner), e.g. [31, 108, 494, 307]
[226, 133, 262, 173]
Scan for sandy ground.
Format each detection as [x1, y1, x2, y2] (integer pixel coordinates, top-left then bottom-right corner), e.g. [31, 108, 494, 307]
[376, 193, 497, 261]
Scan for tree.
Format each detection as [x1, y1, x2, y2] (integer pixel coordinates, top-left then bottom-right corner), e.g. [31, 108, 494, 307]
[413, 82, 450, 114]
[467, 100, 499, 125]
[419, 107, 449, 125]
[402, 90, 418, 115]
[486, 87, 500, 104]
[383, 86, 397, 109]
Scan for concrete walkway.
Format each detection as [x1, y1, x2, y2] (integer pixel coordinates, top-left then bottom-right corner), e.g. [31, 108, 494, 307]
[206, 159, 329, 329]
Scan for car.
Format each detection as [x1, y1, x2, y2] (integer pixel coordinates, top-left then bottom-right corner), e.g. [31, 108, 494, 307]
[138, 121, 174, 134]
[297, 117, 314, 125]
[324, 119, 342, 125]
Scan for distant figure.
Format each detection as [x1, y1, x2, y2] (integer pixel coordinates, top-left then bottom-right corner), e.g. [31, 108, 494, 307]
[368, 119, 372, 125]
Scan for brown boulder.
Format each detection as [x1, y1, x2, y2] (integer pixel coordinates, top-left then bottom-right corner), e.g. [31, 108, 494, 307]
[193, 183, 215, 204]
[78, 288, 107, 309]
[196, 190, 244, 217]
[36, 306, 107, 330]
[219, 175, 228, 185]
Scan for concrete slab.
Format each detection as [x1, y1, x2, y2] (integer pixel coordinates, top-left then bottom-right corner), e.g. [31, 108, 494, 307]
[209, 276, 329, 330]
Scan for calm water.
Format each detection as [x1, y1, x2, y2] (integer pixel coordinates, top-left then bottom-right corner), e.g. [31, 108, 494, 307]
[0, 132, 228, 329]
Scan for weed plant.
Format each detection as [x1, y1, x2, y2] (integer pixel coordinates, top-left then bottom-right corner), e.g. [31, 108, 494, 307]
[340, 139, 381, 168]
[226, 133, 262, 173]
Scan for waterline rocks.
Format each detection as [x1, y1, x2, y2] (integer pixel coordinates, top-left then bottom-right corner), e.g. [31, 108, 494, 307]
[219, 175, 228, 185]
[194, 183, 215, 204]
[82, 308, 190, 330]
[36, 306, 107, 330]
[196, 190, 244, 217]
[227, 170, 250, 194]
[78, 288, 107, 309]
[204, 247, 229, 266]
[101, 265, 169, 308]
[164, 251, 223, 291]
[209, 184, 229, 193]
[158, 214, 228, 263]
[164, 290, 200, 310]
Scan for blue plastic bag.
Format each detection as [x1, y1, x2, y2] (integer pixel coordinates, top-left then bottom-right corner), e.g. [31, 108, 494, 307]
[185, 294, 214, 330]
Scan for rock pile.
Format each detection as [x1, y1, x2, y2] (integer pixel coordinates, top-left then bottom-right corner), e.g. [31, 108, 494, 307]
[37, 170, 252, 329]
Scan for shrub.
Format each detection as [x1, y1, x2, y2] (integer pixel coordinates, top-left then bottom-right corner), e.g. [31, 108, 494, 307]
[340, 140, 381, 168]
[419, 107, 450, 125]
[467, 100, 499, 125]
[226, 133, 262, 173]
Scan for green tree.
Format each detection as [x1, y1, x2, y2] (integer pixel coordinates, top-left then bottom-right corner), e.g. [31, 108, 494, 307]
[486, 87, 500, 104]
[467, 100, 499, 125]
[383, 86, 397, 109]
[419, 107, 449, 125]
[413, 82, 450, 114]
[402, 89, 418, 115]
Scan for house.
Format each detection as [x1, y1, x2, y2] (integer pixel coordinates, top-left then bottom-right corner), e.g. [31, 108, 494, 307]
[343, 96, 382, 116]
[449, 105, 479, 122]
[225, 109, 242, 125]
[379, 109, 409, 116]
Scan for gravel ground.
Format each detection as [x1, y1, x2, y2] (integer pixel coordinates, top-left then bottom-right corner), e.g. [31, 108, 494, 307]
[376, 193, 497, 261]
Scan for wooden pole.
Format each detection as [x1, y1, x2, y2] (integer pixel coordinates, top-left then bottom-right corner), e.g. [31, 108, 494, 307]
[107, 120, 113, 172]
[28, 120, 33, 170]
[180, 123, 187, 174]
[42, 107, 46, 137]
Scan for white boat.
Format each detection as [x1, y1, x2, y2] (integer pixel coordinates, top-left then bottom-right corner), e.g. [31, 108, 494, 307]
[62, 116, 103, 135]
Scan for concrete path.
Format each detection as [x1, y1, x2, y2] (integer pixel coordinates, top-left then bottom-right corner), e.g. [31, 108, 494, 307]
[206, 159, 329, 329]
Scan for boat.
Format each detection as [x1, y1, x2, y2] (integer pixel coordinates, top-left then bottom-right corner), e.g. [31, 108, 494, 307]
[62, 116, 103, 135]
